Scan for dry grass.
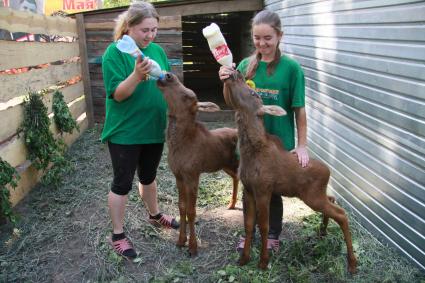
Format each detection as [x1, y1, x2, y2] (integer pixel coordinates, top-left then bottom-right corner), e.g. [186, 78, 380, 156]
[0, 122, 424, 283]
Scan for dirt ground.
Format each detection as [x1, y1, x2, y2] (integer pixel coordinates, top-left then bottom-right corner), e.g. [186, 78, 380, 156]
[1, 123, 424, 283]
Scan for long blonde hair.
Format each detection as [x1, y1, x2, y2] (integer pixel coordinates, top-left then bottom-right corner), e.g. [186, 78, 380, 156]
[113, 1, 159, 41]
[245, 10, 283, 79]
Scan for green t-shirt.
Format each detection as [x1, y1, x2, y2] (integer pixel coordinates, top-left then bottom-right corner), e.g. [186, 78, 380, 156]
[101, 41, 170, 144]
[237, 55, 305, 151]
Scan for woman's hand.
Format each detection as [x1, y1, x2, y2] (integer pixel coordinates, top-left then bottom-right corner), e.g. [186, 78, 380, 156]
[133, 55, 152, 81]
[292, 145, 309, 168]
[218, 64, 236, 81]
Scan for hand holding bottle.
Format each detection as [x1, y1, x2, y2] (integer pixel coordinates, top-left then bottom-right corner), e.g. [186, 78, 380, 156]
[117, 35, 165, 80]
[133, 55, 153, 82]
[218, 64, 236, 81]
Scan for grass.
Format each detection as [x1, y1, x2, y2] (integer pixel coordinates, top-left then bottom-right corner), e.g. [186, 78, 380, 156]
[0, 122, 424, 283]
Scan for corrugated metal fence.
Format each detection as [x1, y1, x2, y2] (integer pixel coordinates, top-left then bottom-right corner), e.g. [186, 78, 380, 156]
[265, 0, 425, 269]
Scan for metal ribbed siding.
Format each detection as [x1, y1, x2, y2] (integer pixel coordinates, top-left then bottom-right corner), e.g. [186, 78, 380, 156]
[264, 0, 425, 269]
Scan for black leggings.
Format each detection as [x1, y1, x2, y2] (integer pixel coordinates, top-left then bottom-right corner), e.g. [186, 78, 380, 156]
[108, 142, 164, 196]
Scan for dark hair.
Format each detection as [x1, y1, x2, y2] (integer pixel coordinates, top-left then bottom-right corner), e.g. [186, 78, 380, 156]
[114, 1, 159, 41]
[246, 10, 283, 79]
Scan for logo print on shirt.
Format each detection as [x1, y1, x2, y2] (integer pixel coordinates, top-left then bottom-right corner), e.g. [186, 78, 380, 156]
[255, 88, 279, 101]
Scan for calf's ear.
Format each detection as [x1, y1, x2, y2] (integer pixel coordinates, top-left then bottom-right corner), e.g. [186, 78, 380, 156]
[257, 105, 287, 116]
[197, 101, 221, 112]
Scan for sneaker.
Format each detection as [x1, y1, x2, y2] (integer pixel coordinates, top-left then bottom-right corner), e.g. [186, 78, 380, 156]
[148, 213, 179, 229]
[108, 236, 137, 259]
[266, 238, 280, 253]
[236, 237, 245, 253]
[236, 237, 279, 253]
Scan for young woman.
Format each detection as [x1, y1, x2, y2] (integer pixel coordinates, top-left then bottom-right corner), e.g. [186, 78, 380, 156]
[102, 1, 178, 259]
[219, 10, 310, 252]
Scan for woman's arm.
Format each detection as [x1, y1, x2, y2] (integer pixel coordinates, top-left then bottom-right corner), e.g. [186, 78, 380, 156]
[113, 55, 152, 102]
[293, 107, 309, 167]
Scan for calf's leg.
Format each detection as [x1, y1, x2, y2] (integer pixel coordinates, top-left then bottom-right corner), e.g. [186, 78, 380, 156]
[256, 192, 272, 270]
[303, 194, 357, 273]
[320, 196, 336, 236]
[186, 175, 200, 257]
[176, 177, 187, 247]
[224, 168, 239, 209]
[239, 188, 256, 266]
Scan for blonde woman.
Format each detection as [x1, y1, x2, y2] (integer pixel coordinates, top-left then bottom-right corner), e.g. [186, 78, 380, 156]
[102, 1, 178, 259]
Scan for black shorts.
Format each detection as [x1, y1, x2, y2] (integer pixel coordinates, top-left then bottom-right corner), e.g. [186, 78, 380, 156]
[108, 142, 164, 195]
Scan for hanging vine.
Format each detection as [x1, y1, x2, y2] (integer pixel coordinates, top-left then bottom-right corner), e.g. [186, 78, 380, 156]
[19, 90, 74, 189]
[0, 158, 20, 223]
[52, 90, 79, 134]
[19, 90, 58, 171]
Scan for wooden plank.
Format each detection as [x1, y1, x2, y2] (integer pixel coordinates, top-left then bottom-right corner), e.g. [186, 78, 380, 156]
[86, 30, 180, 43]
[0, 95, 87, 168]
[0, 41, 80, 71]
[0, 62, 82, 103]
[8, 115, 89, 206]
[0, 82, 84, 142]
[85, 30, 113, 42]
[85, 15, 182, 30]
[76, 14, 94, 128]
[0, 7, 77, 37]
[156, 0, 263, 16]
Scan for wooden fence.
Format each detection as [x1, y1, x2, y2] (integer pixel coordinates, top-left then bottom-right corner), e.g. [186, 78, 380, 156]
[0, 8, 93, 206]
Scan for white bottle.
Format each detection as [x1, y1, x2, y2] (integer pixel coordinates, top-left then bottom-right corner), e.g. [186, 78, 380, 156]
[116, 35, 165, 80]
[202, 23, 233, 67]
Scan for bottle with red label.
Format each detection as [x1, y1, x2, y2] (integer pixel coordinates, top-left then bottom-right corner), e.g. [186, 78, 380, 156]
[202, 23, 233, 67]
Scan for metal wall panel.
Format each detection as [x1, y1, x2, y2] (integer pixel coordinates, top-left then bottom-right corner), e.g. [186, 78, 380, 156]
[265, 0, 425, 270]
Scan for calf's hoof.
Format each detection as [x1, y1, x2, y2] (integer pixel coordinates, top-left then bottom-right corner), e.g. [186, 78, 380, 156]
[319, 227, 327, 237]
[176, 239, 186, 248]
[258, 261, 268, 270]
[188, 248, 198, 257]
[227, 203, 236, 210]
[238, 255, 250, 266]
[348, 257, 357, 274]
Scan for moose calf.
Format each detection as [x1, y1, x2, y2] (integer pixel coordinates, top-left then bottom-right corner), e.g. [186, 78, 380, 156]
[222, 71, 357, 273]
[157, 73, 239, 256]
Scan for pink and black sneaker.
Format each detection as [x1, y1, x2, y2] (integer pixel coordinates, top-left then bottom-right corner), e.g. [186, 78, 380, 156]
[108, 234, 137, 259]
[148, 213, 179, 229]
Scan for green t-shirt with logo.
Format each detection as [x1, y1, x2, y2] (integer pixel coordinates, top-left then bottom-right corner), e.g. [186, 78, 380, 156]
[237, 55, 305, 151]
[101, 41, 170, 144]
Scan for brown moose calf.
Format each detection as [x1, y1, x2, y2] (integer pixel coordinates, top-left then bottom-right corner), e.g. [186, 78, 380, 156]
[222, 71, 357, 273]
[157, 73, 239, 256]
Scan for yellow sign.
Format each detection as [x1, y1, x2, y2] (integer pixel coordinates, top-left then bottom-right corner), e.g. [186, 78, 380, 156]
[44, 0, 99, 15]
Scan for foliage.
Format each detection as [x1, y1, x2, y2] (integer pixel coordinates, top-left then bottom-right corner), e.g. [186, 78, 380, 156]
[19, 91, 57, 171]
[103, 0, 130, 8]
[52, 90, 79, 135]
[103, 0, 180, 8]
[0, 158, 20, 223]
[19, 91, 73, 189]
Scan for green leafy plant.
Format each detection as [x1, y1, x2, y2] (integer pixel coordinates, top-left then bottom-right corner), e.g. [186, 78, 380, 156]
[19, 91, 58, 171]
[19, 91, 74, 188]
[52, 90, 79, 134]
[0, 158, 20, 223]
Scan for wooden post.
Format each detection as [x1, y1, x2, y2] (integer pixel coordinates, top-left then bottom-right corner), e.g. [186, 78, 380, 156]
[76, 13, 95, 128]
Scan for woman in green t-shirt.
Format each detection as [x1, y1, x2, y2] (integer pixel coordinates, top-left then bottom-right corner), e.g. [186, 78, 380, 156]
[101, 1, 178, 259]
[219, 10, 310, 252]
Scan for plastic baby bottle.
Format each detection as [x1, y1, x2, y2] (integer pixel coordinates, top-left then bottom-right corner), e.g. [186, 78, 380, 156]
[202, 23, 233, 67]
[116, 35, 165, 80]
